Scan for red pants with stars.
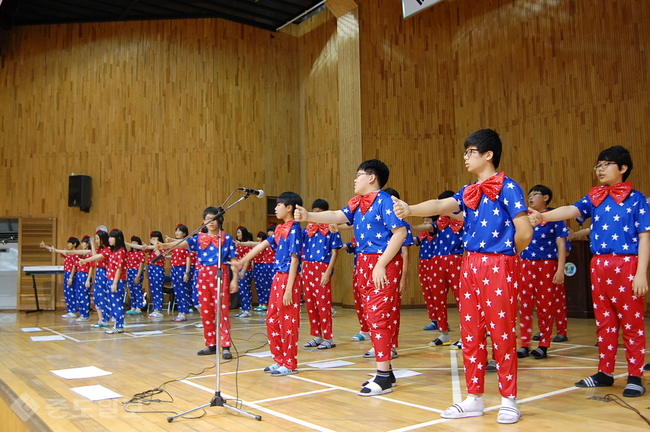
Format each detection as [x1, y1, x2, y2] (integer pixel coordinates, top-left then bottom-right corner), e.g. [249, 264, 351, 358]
[418, 257, 437, 321]
[302, 261, 333, 340]
[553, 282, 568, 336]
[459, 252, 518, 398]
[591, 255, 645, 377]
[519, 259, 558, 348]
[355, 253, 403, 362]
[430, 254, 462, 332]
[267, 272, 302, 370]
[352, 266, 369, 333]
[197, 264, 232, 348]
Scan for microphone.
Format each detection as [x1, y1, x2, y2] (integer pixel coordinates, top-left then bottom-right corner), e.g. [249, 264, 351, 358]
[239, 188, 265, 198]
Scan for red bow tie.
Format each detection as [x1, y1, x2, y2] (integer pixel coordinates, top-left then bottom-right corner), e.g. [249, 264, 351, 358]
[275, 220, 295, 239]
[198, 233, 224, 249]
[463, 172, 505, 211]
[306, 223, 330, 237]
[437, 216, 464, 233]
[588, 182, 633, 207]
[418, 231, 434, 242]
[348, 192, 379, 215]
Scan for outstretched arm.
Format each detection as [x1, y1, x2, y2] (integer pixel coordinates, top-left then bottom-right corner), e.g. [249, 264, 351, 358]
[393, 196, 460, 219]
[529, 205, 581, 227]
[294, 206, 348, 224]
[231, 240, 270, 271]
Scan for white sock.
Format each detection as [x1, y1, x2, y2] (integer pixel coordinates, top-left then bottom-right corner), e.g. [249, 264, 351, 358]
[458, 395, 484, 412]
[313, 336, 324, 344]
[501, 396, 517, 409]
[439, 333, 451, 343]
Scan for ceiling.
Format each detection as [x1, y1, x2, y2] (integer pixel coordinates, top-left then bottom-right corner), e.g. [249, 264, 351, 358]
[2, 0, 327, 32]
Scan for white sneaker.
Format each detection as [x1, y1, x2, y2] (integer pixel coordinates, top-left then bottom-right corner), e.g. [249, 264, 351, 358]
[235, 310, 252, 318]
[195, 322, 204, 328]
[62, 312, 77, 318]
[148, 311, 163, 318]
[75, 316, 90, 322]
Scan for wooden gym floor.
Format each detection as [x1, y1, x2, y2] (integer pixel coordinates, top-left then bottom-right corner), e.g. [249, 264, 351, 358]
[1, 306, 649, 431]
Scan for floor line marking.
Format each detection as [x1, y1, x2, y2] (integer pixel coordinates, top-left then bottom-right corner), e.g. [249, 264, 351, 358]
[180, 379, 336, 432]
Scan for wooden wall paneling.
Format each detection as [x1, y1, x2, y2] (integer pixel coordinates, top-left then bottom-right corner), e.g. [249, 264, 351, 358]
[0, 17, 301, 258]
[18, 218, 57, 311]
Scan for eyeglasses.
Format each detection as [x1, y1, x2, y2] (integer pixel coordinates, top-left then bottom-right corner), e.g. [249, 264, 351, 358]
[355, 172, 370, 178]
[593, 161, 616, 172]
[463, 148, 479, 158]
[528, 192, 542, 199]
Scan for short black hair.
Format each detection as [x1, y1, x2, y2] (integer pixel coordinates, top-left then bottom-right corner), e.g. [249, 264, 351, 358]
[109, 229, 126, 252]
[149, 230, 164, 243]
[597, 145, 633, 181]
[311, 199, 329, 211]
[175, 224, 189, 236]
[358, 159, 390, 188]
[529, 184, 553, 205]
[464, 129, 502, 169]
[383, 187, 400, 199]
[267, 224, 277, 233]
[277, 191, 303, 212]
[237, 226, 253, 241]
[437, 190, 455, 200]
[257, 231, 268, 241]
[130, 236, 142, 246]
[203, 206, 221, 220]
[96, 230, 109, 248]
[67, 237, 80, 247]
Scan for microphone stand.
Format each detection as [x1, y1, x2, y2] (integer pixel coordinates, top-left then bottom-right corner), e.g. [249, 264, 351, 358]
[167, 190, 262, 423]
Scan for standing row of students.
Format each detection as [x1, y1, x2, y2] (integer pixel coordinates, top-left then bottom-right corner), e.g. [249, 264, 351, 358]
[41, 130, 648, 425]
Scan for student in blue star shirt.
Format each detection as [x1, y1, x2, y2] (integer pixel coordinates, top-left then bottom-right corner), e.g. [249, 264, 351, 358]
[529, 146, 650, 398]
[295, 160, 408, 397]
[302, 199, 343, 350]
[232, 192, 304, 376]
[155, 207, 239, 360]
[518, 185, 569, 360]
[393, 129, 532, 424]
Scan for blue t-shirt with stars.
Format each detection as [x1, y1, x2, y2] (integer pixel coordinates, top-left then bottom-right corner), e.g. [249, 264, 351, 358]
[433, 224, 464, 256]
[573, 189, 650, 255]
[520, 217, 568, 261]
[302, 229, 343, 264]
[342, 190, 408, 254]
[417, 227, 437, 260]
[267, 220, 304, 273]
[452, 174, 527, 255]
[186, 233, 237, 266]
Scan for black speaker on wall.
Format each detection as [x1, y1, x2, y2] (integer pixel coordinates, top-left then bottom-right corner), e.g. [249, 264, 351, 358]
[68, 175, 92, 213]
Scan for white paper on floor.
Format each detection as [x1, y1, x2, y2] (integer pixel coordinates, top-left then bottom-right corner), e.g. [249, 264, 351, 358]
[51, 366, 112, 380]
[306, 360, 355, 369]
[130, 330, 163, 336]
[71, 385, 122, 401]
[245, 351, 273, 358]
[21, 327, 42, 332]
[123, 324, 148, 328]
[31, 335, 66, 342]
[368, 370, 422, 379]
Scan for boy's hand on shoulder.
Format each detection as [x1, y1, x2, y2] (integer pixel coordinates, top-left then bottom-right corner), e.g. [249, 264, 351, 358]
[294, 205, 308, 222]
[392, 196, 410, 219]
[528, 207, 542, 226]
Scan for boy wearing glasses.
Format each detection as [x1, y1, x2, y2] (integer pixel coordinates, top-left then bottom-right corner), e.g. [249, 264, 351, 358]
[528, 146, 650, 397]
[393, 129, 532, 424]
[517, 185, 569, 360]
[294, 160, 408, 397]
